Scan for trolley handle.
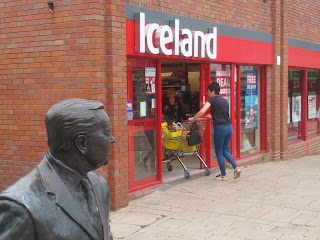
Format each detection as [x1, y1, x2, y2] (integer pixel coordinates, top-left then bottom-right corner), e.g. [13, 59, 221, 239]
[183, 117, 206, 123]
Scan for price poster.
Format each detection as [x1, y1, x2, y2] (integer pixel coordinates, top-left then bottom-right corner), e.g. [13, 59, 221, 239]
[292, 95, 301, 123]
[145, 67, 156, 94]
[244, 70, 258, 129]
[215, 69, 230, 103]
[308, 94, 316, 119]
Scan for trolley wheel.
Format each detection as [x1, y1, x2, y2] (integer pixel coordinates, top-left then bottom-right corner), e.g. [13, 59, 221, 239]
[184, 170, 190, 179]
[205, 168, 210, 176]
[167, 163, 173, 171]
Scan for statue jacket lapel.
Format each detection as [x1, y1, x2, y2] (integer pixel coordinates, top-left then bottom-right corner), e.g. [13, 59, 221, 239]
[38, 157, 101, 240]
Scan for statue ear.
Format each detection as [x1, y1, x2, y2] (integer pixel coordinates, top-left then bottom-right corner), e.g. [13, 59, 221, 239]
[75, 134, 87, 155]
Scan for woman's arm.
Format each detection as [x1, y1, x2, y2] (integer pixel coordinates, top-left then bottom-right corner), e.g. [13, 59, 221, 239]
[189, 102, 211, 121]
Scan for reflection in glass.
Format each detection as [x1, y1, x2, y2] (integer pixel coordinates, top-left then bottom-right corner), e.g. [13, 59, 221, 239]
[131, 64, 157, 181]
[132, 68, 156, 120]
[134, 130, 156, 180]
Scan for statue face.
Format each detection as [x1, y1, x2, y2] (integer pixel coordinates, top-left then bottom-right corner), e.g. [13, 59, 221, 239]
[86, 110, 115, 169]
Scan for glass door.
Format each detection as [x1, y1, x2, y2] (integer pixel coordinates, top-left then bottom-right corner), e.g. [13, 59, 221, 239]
[128, 59, 161, 191]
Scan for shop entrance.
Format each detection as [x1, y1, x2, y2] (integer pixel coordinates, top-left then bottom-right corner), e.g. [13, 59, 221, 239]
[127, 59, 210, 192]
[160, 62, 208, 181]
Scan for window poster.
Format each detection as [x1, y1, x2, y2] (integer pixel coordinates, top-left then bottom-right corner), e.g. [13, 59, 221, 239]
[245, 95, 258, 128]
[292, 95, 301, 122]
[140, 101, 147, 117]
[145, 67, 156, 94]
[214, 65, 231, 115]
[215, 69, 230, 98]
[244, 70, 258, 129]
[151, 98, 156, 109]
[308, 94, 317, 119]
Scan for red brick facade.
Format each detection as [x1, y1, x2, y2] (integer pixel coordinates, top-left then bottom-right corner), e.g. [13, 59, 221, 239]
[1, 0, 319, 210]
[0, 0, 129, 209]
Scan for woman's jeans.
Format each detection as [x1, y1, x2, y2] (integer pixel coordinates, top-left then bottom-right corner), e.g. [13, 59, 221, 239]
[214, 124, 237, 176]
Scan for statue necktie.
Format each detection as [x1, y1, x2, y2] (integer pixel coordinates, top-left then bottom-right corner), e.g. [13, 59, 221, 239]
[81, 178, 103, 236]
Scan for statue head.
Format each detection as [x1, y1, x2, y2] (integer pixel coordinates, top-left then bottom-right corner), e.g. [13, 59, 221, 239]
[45, 99, 115, 174]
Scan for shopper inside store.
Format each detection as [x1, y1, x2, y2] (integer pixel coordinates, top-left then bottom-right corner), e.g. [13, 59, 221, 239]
[162, 88, 187, 124]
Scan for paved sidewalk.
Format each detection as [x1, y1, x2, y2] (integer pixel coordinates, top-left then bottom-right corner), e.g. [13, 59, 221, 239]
[110, 155, 320, 240]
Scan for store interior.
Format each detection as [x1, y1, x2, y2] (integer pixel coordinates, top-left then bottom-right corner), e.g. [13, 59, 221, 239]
[131, 61, 211, 184]
[160, 62, 206, 181]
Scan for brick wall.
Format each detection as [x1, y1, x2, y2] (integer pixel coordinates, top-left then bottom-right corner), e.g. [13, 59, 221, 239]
[127, 0, 273, 33]
[287, 136, 320, 160]
[0, 0, 129, 209]
[103, 0, 129, 209]
[288, 0, 320, 43]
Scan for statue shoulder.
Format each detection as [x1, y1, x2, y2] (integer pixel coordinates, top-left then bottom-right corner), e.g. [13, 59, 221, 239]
[1, 168, 39, 198]
[0, 167, 44, 216]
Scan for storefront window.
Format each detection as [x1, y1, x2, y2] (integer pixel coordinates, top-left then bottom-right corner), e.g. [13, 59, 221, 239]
[210, 64, 231, 159]
[288, 70, 302, 142]
[240, 66, 260, 155]
[128, 59, 158, 188]
[132, 67, 156, 120]
[307, 70, 320, 137]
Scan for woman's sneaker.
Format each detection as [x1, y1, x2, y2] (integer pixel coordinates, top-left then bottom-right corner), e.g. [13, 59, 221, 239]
[234, 168, 241, 179]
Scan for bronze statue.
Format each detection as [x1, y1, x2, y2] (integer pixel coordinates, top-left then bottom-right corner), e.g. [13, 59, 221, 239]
[0, 99, 115, 240]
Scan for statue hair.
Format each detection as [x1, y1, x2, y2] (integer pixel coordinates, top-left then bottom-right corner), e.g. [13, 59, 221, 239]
[45, 99, 104, 152]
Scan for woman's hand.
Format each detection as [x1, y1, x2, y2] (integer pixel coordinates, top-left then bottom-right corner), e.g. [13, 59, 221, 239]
[205, 114, 212, 119]
[188, 117, 194, 122]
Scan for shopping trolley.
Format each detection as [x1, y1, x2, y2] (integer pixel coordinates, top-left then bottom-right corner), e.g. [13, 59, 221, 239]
[162, 118, 210, 179]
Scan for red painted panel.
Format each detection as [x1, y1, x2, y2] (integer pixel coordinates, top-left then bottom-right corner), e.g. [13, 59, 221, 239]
[289, 46, 320, 69]
[126, 20, 273, 65]
[215, 36, 273, 64]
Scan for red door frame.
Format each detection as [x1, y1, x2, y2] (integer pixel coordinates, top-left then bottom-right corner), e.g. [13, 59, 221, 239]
[156, 60, 163, 179]
[204, 63, 212, 168]
[235, 66, 241, 158]
[199, 63, 206, 168]
[127, 59, 162, 193]
[288, 68, 307, 144]
[301, 70, 308, 141]
[230, 64, 236, 156]
[234, 65, 268, 158]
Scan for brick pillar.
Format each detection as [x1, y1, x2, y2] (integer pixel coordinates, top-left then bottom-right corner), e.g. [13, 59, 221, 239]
[269, 0, 288, 161]
[279, 0, 288, 159]
[268, 0, 282, 161]
[103, 0, 129, 210]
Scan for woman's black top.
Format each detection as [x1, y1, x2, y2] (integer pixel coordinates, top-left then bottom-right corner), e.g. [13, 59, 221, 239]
[207, 96, 231, 126]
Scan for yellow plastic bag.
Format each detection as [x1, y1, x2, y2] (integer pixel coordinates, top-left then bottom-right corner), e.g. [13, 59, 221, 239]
[162, 122, 168, 137]
[180, 139, 197, 152]
[163, 128, 183, 150]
